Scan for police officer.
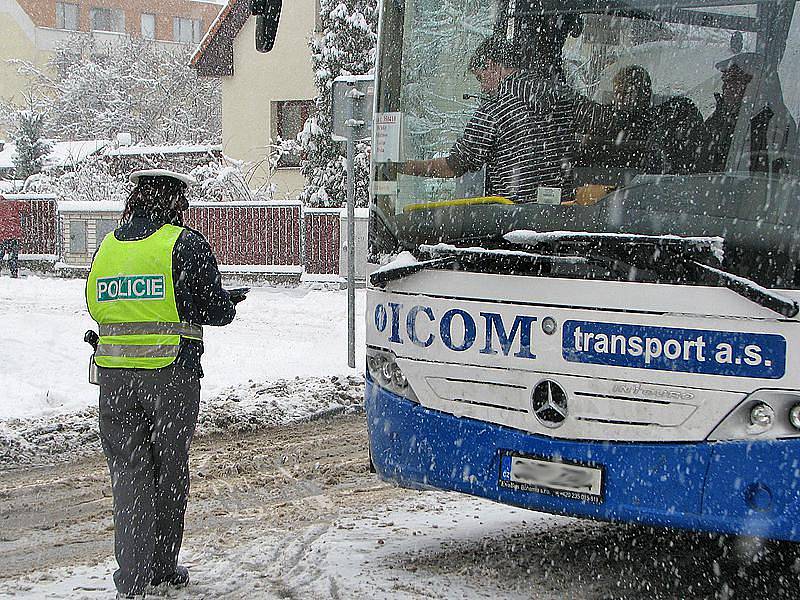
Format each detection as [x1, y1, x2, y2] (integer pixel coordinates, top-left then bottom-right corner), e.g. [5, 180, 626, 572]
[86, 170, 242, 599]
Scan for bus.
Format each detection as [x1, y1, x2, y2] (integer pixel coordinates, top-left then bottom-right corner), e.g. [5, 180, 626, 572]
[362, 0, 800, 542]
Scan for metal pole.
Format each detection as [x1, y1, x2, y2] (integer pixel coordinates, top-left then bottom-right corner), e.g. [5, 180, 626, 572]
[346, 118, 356, 369]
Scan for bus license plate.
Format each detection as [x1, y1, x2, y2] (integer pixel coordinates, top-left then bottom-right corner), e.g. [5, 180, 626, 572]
[499, 452, 604, 504]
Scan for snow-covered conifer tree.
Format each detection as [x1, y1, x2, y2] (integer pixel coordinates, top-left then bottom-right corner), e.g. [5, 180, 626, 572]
[299, 0, 378, 207]
[11, 110, 53, 181]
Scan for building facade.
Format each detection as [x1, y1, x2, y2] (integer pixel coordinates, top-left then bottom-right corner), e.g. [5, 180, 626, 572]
[191, 0, 318, 200]
[0, 0, 222, 115]
[11, 0, 221, 41]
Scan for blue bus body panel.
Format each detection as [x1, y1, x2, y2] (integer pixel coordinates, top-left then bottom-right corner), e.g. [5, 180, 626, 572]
[366, 380, 800, 542]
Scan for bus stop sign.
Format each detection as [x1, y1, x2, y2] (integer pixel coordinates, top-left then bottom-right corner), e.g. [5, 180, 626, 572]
[331, 74, 374, 142]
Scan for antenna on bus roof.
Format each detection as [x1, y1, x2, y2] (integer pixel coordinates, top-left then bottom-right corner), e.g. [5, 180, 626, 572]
[253, 0, 282, 54]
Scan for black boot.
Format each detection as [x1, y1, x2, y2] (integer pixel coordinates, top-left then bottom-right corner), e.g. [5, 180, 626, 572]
[151, 565, 189, 588]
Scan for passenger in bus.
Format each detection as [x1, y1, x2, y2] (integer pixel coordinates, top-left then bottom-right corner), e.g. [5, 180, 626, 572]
[701, 52, 797, 173]
[584, 66, 654, 142]
[574, 65, 655, 171]
[645, 96, 706, 174]
[396, 35, 577, 203]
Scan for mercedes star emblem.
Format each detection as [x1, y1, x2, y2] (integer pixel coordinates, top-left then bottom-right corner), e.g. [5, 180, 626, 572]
[532, 380, 569, 428]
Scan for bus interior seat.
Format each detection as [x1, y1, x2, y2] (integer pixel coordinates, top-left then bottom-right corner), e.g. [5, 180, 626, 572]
[644, 96, 706, 175]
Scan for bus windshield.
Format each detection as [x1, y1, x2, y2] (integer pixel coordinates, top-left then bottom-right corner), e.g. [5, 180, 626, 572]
[371, 0, 800, 290]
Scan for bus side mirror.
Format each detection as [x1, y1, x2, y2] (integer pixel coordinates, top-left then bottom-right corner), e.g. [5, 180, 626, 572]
[253, 0, 282, 53]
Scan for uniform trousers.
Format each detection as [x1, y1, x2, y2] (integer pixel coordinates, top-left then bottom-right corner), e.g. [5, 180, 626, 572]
[98, 364, 200, 596]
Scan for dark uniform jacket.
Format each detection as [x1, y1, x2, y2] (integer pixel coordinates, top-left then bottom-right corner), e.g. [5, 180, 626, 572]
[112, 211, 236, 376]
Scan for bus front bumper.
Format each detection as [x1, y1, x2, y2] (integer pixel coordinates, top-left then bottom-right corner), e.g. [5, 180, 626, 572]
[366, 379, 800, 542]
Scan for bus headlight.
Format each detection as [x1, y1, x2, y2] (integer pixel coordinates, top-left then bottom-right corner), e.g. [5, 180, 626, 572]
[392, 368, 408, 389]
[366, 347, 417, 402]
[710, 391, 800, 440]
[748, 403, 774, 434]
[381, 359, 394, 384]
[789, 405, 800, 430]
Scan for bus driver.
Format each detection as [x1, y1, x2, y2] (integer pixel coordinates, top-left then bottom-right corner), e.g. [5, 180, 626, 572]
[396, 34, 578, 204]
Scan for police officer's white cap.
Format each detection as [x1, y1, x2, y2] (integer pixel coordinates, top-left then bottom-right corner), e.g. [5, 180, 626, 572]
[129, 169, 197, 188]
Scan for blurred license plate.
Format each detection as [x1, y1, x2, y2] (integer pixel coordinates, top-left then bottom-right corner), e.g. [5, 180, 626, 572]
[499, 452, 604, 504]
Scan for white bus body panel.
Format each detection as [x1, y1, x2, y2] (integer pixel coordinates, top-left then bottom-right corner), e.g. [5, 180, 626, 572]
[366, 271, 800, 443]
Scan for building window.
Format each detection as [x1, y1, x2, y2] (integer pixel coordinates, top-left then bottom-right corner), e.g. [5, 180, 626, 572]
[90, 7, 125, 33]
[95, 219, 118, 245]
[173, 17, 202, 44]
[56, 2, 80, 31]
[274, 101, 314, 167]
[141, 13, 156, 39]
[69, 221, 87, 254]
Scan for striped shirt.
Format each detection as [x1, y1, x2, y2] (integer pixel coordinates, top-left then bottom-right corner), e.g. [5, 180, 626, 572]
[448, 71, 577, 203]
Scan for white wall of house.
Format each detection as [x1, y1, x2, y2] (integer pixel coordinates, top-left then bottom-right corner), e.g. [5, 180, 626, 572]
[223, 3, 317, 199]
[0, 2, 47, 115]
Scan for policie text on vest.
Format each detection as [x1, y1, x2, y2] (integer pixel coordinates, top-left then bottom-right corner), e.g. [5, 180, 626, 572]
[96, 275, 167, 302]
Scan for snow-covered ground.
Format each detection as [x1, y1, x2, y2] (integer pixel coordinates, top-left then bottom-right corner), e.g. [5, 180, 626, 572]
[0, 274, 365, 421]
[1, 493, 569, 600]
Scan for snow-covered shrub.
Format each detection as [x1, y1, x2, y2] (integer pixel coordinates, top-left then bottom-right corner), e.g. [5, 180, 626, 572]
[190, 161, 255, 202]
[24, 156, 129, 202]
[2, 35, 221, 146]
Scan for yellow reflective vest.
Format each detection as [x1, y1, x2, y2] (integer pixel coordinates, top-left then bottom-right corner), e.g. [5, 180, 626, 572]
[86, 224, 202, 369]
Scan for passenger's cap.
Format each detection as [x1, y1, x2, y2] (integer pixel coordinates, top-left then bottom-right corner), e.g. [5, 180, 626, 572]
[129, 169, 197, 188]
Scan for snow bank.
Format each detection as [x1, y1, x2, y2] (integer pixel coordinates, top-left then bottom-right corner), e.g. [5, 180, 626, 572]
[0, 376, 363, 467]
[0, 276, 365, 422]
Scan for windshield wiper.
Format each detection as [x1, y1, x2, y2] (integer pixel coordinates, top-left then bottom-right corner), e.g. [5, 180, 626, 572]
[690, 261, 799, 318]
[370, 244, 589, 288]
[372, 234, 799, 318]
[370, 256, 459, 287]
[505, 230, 725, 262]
[507, 230, 799, 318]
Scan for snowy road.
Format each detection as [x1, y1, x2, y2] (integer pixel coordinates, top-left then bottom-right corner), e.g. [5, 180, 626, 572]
[2, 413, 799, 600]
